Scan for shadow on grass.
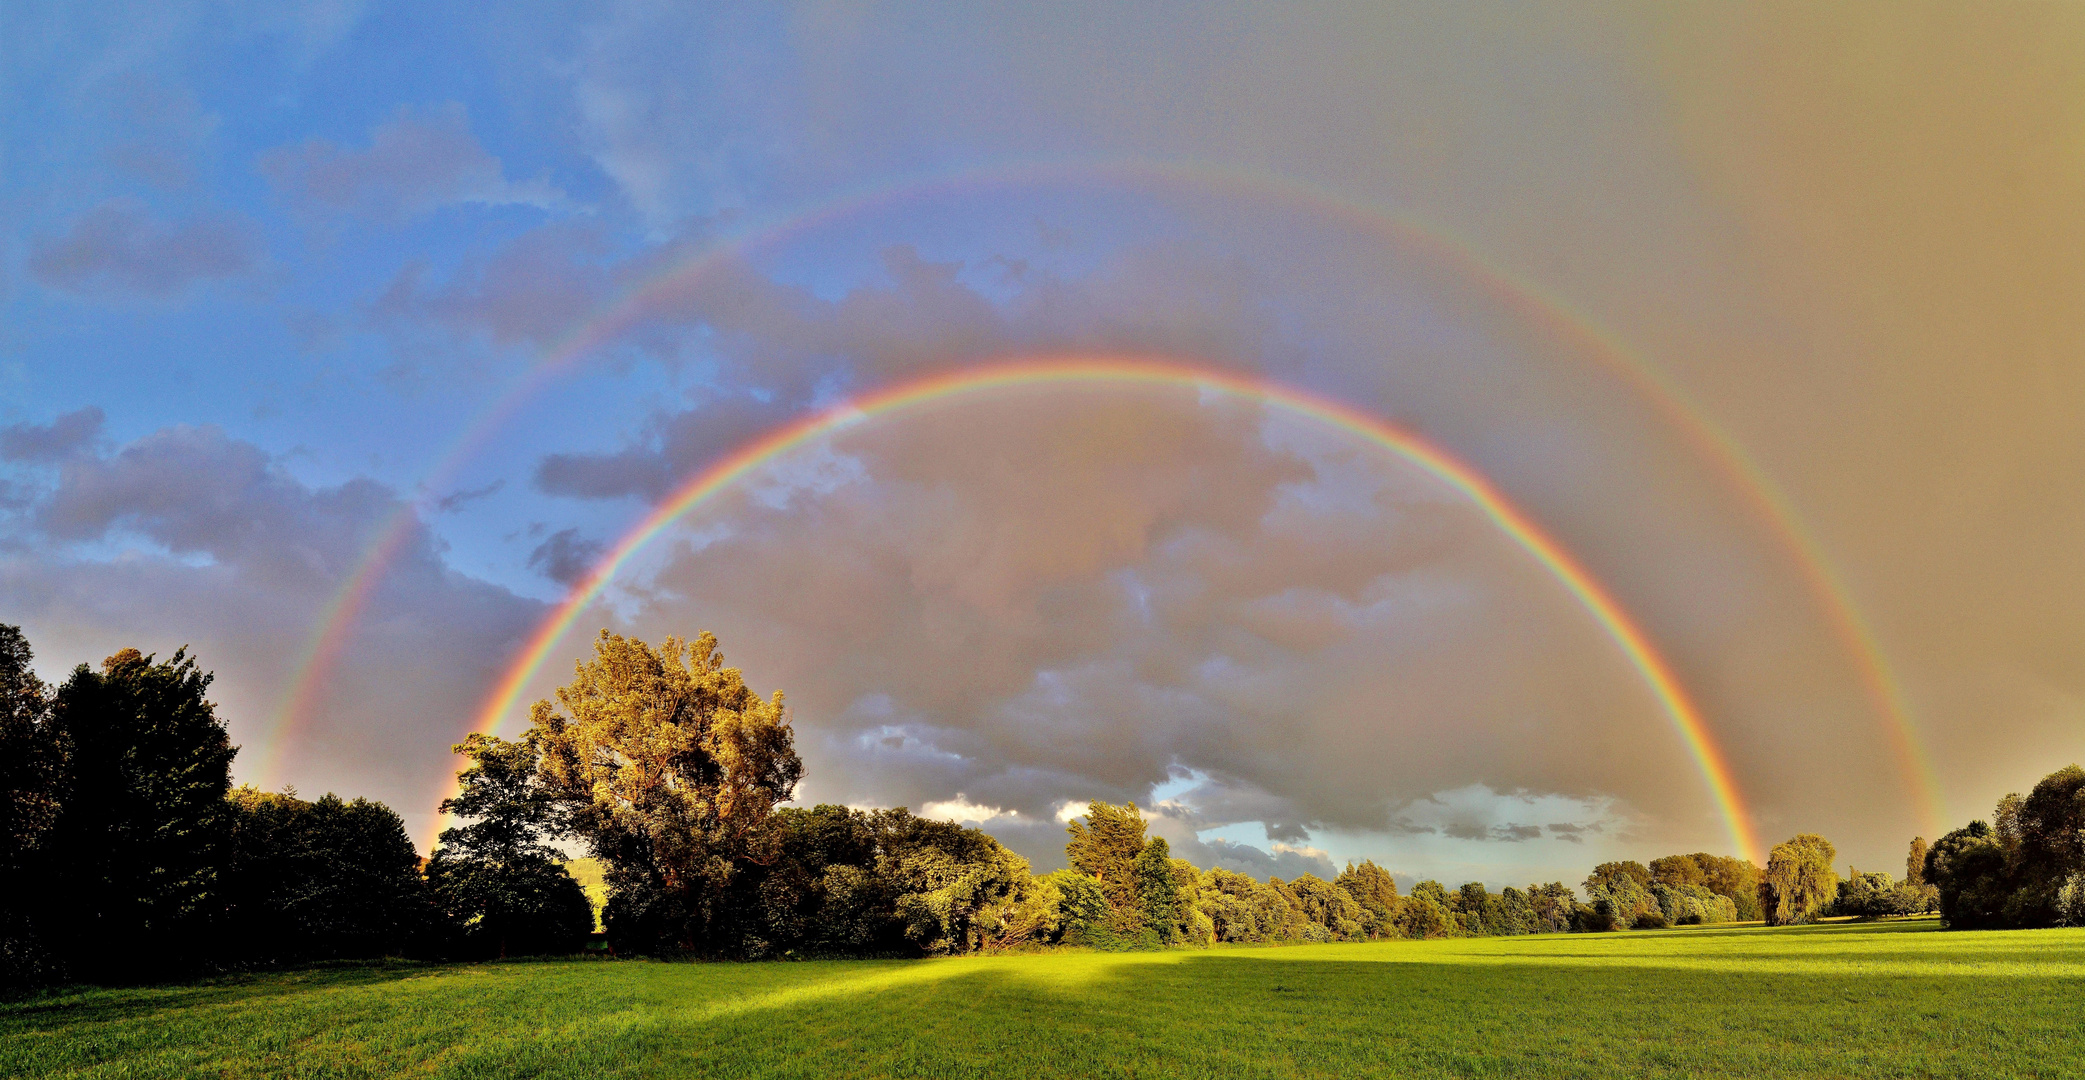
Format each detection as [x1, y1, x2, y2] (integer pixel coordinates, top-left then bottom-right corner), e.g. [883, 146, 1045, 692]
[0, 959, 466, 1021]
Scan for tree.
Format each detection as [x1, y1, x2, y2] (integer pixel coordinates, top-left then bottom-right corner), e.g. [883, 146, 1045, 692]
[1168, 858, 1215, 945]
[1650, 852, 1761, 921]
[1335, 860, 1401, 938]
[1924, 820, 2010, 928]
[882, 814, 1031, 955]
[1588, 861, 1653, 891]
[0, 625, 61, 985]
[1582, 864, 1658, 931]
[1195, 867, 1297, 942]
[1064, 800, 1150, 935]
[1047, 869, 1113, 944]
[43, 647, 236, 980]
[1393, 886, 1451, 939]
[222, 786, 442, 963]
[528, 630, 802, 955]
[1760, 834, 1838, 926]
[1648, 854, 1706, 890]
[1287, 874, 1364, 940]
[1906, 837, 1929, 886]
[2004, 765, 2085, 926]
[1526, 882, 1577, 934]
[1832, 869, 1927, 919]
[425, 734, 593, 958]
[1132, 836, 1184, 943]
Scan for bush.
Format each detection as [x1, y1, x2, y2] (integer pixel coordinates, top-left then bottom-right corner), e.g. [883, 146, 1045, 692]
[1632, 911, 1670, 930]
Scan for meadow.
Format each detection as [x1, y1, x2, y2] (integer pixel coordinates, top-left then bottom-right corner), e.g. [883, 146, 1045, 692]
[7, 918, 2084, 1079]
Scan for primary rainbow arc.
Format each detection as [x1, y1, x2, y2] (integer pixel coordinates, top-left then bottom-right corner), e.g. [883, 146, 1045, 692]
[438, 356, 1763, 864]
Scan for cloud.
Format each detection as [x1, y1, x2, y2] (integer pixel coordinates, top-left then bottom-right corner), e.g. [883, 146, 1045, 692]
[2, 422, 544, 844]
[1197, 838, 1337, 881]
[434, 480, 503, 513]
[370, 222, 618, 359]
[526, 527, 603, 586]
[918, 794, 1017, 824]
[1, 407, 105, 463]
[28, 199, 258, 297]
[260, 102, 559, 221]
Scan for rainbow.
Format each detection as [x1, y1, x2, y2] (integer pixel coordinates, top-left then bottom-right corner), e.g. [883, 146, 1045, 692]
[261, 158, 1937, 835]
[436, 356, 1764, 863]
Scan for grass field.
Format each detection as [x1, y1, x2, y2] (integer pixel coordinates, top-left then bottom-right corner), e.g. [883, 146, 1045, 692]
[7, 917, 2084, 1079]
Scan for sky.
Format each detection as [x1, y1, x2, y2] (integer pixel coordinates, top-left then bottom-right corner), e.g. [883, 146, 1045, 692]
[5, 1, 2083, 889]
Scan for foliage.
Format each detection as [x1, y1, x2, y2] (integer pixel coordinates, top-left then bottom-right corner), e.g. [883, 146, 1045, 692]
[2002, 765, 2085, 926]
[1653, 851, 1762, 921]
[1924, 820, 2011, 928]
[425, 735, 592, 959]
[41, 647, 236, 980]
[1130, 837, 1184, 943]
[1921, 764, 2085, 930]
[1652, 882, 1736, 925]
[0, 626, 61, 985]
[1286, 874, 1364, 941]
[1906, 837, 1929, 886]
[1334, 860, 1401, 938]
[222, 786, 443, 964]
[1044, 869, 1112, 945]
[527, 630, 803, 956]
[1581, 865, 1658, 932]
[1526, 882, 1578, 934]
[1832, 870, 1932, 919]
[884, 813, 1031, 955]
[1760, 834, 1838, 926]
[1194, 867, 1298, 943]
[1396, 882, 1454, 939]
[1063, 800, 1151, 936]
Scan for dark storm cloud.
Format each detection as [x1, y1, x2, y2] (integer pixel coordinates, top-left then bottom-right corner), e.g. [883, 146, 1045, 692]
[260, 103, 558, 222]
[527, 528, 605, 586]
[1, 407, 105, 463]
[28, 199, 258, 297]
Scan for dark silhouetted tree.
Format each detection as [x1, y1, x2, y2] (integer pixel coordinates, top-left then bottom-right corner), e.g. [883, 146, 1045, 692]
[223, 786, 441, 962]
[0, 625, 62, 984]
[44, 647, 235, 980]
[426, 734, 593, 958]
[1924, 820, 2011, 928]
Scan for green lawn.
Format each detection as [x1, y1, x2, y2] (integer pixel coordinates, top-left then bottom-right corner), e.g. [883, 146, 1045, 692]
[7, 918, 2084, 1079]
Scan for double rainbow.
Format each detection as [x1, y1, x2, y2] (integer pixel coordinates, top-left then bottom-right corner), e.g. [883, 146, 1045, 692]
[251, 159, 1938, 847]
[438, 356, 1764, 863]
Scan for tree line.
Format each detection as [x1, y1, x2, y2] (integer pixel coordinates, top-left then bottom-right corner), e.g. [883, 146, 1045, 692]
[0, 622, 2006, 986]
[1916, 763, 2085, 929]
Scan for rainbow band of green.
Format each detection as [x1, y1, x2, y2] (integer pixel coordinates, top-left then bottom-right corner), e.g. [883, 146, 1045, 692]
[442, 355, 1763, 863]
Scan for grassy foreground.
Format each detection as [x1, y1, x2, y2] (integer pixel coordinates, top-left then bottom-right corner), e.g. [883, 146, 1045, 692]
[7, 918, 2085, 1079]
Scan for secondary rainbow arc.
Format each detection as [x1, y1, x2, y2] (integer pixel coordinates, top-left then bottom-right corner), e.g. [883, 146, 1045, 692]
[434, 356, 1764, 864]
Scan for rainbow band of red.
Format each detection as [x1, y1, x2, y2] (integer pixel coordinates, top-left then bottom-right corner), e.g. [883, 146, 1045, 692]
[442, 356, 1762, 862]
